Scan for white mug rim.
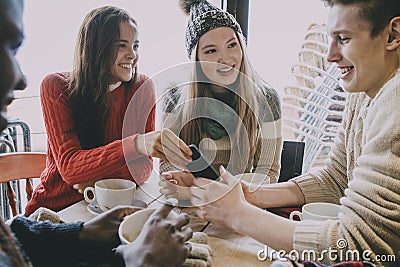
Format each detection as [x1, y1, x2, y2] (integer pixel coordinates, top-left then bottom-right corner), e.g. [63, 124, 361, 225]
[302, 202, 340, 219]
[95, 178, 136, 191]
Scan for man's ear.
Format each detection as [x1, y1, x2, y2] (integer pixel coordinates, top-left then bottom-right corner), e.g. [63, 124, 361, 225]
[387, 16, 400, 50]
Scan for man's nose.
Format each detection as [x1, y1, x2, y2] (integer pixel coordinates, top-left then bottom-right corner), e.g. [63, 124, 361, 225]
[15, 75, 27, 91]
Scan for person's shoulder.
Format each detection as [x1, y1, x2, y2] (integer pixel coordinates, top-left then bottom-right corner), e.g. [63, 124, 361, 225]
[40, 72, 70, 97]
[135, 73, 153, 87]
[257, 82, 281, 121]
[125, 73, 155, 95]
[42, 72, 69, 86]
[258, 82, 280, 104]
[376, 70, 400, 102]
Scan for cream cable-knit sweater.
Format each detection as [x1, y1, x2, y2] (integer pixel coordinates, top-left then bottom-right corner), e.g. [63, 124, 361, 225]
[292, 68, 400, 264]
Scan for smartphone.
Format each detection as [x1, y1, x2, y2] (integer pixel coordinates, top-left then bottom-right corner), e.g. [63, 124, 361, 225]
[187, 144, 220, 180]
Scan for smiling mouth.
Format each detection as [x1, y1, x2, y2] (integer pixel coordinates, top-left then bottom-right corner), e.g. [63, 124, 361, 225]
[217, 65, 234, 73]
[340, 66, 354, 75]
[119, 64, 132, 70]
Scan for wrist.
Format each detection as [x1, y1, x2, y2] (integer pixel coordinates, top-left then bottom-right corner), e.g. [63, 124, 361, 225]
[243, 189, 258, 206]
[229, 201, 255, 233]
[242, 183, 261, 207]
[134, 134, 145, 155]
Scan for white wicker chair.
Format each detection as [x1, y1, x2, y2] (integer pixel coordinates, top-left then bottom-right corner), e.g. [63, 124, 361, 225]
[282, 23, 347, 172]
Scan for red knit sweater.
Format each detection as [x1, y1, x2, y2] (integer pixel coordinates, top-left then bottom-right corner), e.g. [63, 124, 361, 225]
[25, 72, 155, 215]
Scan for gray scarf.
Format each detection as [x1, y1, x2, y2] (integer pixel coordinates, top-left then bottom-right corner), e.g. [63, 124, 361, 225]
[202, 92, 237, 140]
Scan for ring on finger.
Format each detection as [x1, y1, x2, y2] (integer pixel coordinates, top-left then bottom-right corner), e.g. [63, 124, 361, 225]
[168, 178, 178, 185]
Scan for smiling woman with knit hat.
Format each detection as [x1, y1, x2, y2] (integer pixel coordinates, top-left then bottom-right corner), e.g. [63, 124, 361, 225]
[159, 0, 282, 201]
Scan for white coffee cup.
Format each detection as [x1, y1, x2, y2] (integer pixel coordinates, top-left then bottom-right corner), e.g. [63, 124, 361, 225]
[84, 178, 136, 212]
[289, 202, 340, 221]
[119, 208, 178, 245]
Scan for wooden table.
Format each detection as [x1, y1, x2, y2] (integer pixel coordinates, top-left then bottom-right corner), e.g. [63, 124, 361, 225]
[58, 170, 272, 266]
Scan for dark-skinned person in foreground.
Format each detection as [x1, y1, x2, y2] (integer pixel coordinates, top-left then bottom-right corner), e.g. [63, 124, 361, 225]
[0, 0, 192, 266]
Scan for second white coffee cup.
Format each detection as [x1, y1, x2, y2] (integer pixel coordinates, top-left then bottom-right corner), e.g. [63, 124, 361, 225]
[289, 202, 340, 221]
[84, 178, 136, 212]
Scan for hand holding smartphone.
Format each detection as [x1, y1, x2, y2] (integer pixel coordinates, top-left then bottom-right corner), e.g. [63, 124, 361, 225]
[187, 144, 220, 180]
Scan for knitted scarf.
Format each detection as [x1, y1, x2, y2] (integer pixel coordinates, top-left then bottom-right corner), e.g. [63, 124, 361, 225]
[202, 90, 237, 140]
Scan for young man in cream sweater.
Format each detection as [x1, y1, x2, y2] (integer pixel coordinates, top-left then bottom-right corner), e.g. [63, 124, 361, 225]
[190, 0, 400, 265]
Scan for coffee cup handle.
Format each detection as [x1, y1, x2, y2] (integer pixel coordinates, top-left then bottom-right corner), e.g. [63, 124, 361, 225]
[83, 187, 95, 204]
[289, 210, 302, 221]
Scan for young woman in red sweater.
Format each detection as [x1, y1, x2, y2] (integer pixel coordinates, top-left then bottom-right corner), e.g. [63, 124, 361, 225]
[26, 6, 191, 215]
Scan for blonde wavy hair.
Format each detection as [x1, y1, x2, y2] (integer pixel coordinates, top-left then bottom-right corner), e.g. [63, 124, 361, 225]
[177, 32, 265, 173]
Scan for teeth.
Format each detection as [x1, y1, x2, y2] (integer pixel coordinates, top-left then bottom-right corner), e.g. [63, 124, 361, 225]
[340, 67, 354, 74]
[218, 66, 233, 73]
[120, 64, 132, 69]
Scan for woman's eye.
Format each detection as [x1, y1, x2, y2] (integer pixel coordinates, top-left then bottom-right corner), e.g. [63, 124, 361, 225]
[228, 42, 237, 48]
[205, 49, 216, 54]
[133, 44, 139, 50]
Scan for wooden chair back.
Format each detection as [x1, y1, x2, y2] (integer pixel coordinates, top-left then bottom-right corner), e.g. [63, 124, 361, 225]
[0, 152, 46, 217]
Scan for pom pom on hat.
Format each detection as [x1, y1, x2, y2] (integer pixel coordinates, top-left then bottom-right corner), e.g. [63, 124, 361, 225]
[179, 0, 243, 58]
[179, 0, 205, 15]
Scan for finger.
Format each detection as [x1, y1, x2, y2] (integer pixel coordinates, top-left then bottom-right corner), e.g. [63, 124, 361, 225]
[110, 206, 138, 220]
[180, 172, 195, 186]
[150, 136, 180, 162]
[156, 144, 188, 168]
[182, 226, 193, 242]
[159, 131, 191, 164]
[165, 222, 176, 233]
[190, 194, 204, 207]
[189, 185, 204, 199]
[184, 242, 192, 257]
[195, 208, 207, 219]
[152, 202, 174, 219]
[160, 172, 172, 180]
[165, 193, 179, 199]
[158, 180, 168, 187]
[219, 165, 231, 185]
[162, 129, 192, 159]
[160, 187, 177, 196]
[175, 213, 190, 230]
[168, 179, 178, 185]
[192, 177, 213, 187]
[161, 172, 186, 186]
[159, 179, 178, 190]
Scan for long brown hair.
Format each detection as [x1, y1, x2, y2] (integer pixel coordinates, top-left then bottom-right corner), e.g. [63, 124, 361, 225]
[68, 6, 137, 149]
[178, 33, 261, 173]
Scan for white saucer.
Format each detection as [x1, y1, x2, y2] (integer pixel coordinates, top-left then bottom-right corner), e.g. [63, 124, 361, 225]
[87, 199, 148, 216]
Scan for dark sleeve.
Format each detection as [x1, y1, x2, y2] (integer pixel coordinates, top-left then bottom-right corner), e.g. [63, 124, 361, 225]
[10, 217, 123, 267]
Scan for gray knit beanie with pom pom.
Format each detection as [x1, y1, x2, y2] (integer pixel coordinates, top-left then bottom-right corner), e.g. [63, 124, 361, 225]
[179, 0, 243, 58]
